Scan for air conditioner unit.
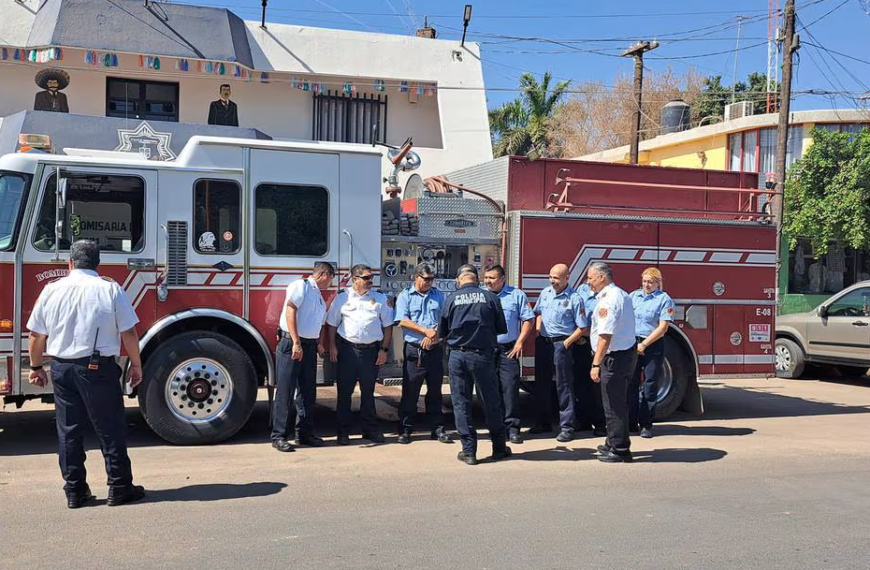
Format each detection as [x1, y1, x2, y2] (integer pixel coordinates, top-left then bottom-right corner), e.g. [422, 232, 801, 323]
[725, 101, 754, 121]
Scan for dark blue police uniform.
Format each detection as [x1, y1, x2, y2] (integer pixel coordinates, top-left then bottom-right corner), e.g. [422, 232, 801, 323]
[440, 284, 509, 459]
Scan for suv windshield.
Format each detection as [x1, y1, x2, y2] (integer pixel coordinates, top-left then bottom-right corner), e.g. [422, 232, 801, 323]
[0, 171, 32, 251]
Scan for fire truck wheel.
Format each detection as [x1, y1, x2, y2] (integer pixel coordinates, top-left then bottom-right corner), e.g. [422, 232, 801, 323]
[139, 331, 258, 445]
[774, 338, 806, 379]
[653, 341, 690, 420]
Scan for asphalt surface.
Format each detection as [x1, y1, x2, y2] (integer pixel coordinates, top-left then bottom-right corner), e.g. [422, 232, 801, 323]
[2, 374, 870, 570]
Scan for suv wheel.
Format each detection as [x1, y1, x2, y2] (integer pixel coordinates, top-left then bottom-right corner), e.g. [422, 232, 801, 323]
[775, 338, 806, 379]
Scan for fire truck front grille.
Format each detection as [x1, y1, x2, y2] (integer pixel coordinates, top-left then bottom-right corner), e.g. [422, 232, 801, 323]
[166, 221, 188, 286]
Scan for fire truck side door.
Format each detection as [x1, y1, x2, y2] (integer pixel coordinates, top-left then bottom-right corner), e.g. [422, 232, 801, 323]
[247, 150, 340, 338]
[20, 167, 158, 388]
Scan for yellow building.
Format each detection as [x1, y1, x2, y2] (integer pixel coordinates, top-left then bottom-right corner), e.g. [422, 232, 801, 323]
[576, 109, 870, 314]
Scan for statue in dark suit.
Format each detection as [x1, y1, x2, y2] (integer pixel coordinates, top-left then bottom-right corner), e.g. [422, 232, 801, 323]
[207, 84, 239, 127]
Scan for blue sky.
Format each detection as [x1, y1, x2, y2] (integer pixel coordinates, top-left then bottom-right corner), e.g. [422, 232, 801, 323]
[181, 0, 868, 112]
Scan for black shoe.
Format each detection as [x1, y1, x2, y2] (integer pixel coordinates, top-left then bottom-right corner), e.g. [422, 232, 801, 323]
[509, 432, 524, 444]
[362, 431, 385, 444]
[491, 446, 513, 462]
[271, 438, 295, 452]
[107, 485, 146, 507]
[575, 422, 593, 432]
[66, 486, 95, 509]
[598, 449, 633, 463]
[592, 428, 607, 437]
[336, 433, 351, 446]
[431, 430, 452, 444]
[295, 435, 325, 447]
[457, 451, 478, 466]
[527, 424, 553, 435]
[629, 424, 640, 434]
[397, 432, 412, 444]
[555, 429, 574, 443]
[640, 427, 653, 439]
[596, 444, 612, 454]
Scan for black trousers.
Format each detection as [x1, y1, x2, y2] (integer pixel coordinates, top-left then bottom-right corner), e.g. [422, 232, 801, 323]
[496, 343, 522, 435]
[533, 336, 575, 431]
[50, 359, 134, 496]
[447, 349, 506, 456]
[336, 338, 380, 434]
[572, 340, 605, 430]
[599, 346, 638, 453]
[629, 337, 665, 429]
[271, 337, 319, 441]
[398, 343, 445, 433]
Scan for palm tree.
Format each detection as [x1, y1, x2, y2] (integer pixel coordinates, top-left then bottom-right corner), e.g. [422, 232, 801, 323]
[488, 71, 571, 157]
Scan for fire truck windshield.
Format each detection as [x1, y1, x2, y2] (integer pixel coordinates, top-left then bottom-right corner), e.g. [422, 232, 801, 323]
[0, 171, 32, 251]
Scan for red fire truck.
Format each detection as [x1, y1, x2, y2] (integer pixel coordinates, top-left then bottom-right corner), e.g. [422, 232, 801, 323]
[0, 136, 774, 445]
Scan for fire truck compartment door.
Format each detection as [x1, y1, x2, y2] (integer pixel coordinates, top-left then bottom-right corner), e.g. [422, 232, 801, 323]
[20, 167, 158, 382]
[711, 305, 747, 372]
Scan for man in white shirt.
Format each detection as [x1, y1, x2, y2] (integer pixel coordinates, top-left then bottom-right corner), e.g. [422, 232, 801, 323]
[271, 262, 335, 452]
[587, 261, 638, 463]
[326, 264, 394, 445]
[27, 240, 145, 508]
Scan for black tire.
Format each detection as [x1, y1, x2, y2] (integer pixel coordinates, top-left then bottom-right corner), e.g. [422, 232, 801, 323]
[837, 365, 869, 378]
[653, 340, 689, 420]
[139, 331, 258, 445]
[774, 337, 806, 379]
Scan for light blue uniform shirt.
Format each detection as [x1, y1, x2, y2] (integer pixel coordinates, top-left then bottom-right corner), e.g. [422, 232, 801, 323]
[492, 285, 535, 345]
[394, 285, 445, 343]
[590, 283, 636, 352]
[630, 289, 676, 338]
[534, 285, 587, 338]
[577, 283, 599, 326]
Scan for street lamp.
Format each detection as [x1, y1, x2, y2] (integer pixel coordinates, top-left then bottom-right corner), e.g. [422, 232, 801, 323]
[461, 5, 473, 48]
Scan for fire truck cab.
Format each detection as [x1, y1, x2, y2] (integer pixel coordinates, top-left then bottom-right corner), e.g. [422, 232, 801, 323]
[0, 136, 386, 444]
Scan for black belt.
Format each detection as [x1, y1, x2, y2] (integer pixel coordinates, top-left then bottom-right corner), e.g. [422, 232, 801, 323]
[610, 344, 637, 355]
[406, 341, 441, 350]
[540, 335, 569, 343]
[54, 356, 115, 366]
[277, 330, 318, 344]
[499, 342, 516, 351]
[338, 337, 379, 349]
[452, 346, 490, 354]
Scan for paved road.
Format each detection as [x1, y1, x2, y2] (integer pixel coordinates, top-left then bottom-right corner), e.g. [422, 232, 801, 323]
[2, 375, 870, 570]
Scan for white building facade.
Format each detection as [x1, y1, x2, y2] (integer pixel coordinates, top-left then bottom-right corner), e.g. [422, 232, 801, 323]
[0, 0, 492, 179]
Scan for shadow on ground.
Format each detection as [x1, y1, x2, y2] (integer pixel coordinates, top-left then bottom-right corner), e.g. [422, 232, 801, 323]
[2, 379, 868, 457]
[511, 446, 727, 464]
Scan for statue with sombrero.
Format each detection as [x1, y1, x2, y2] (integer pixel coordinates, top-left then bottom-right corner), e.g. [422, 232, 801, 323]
[34, 68, 70, 113]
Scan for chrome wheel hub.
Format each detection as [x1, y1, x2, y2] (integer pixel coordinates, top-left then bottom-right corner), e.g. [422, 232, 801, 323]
[165, 358, 233, 423]
[774, 345, 791, 371]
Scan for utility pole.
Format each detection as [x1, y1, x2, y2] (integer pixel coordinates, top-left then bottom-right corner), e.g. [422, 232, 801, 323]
[773, 0, 798, 309]
[622, 41, 659, 165]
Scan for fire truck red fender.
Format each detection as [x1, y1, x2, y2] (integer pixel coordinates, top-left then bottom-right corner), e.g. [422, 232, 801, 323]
[132, 308, 275, 387]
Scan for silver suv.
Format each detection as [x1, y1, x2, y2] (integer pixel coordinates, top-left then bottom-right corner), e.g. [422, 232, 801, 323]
[775, 281, 870, 378]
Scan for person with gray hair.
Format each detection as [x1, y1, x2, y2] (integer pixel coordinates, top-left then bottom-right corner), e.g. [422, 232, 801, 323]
[439, 264, 510, 465]
[27, 240, 145, 507]
[394, 263, 451, 444]
[586, 261, 638, 463]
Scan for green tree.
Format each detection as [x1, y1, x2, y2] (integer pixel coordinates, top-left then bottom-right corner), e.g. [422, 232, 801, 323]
[489, 72, 571, 157]
[692, 72, 779, 124]
[784, 127, 870, 256]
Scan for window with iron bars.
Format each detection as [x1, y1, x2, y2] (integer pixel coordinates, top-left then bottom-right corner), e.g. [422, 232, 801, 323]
[312, 91, 387, 145]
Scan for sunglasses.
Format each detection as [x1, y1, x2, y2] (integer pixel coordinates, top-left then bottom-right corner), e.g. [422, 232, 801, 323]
[419, 276, 434, 282]
[354, 274, 374, 281]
